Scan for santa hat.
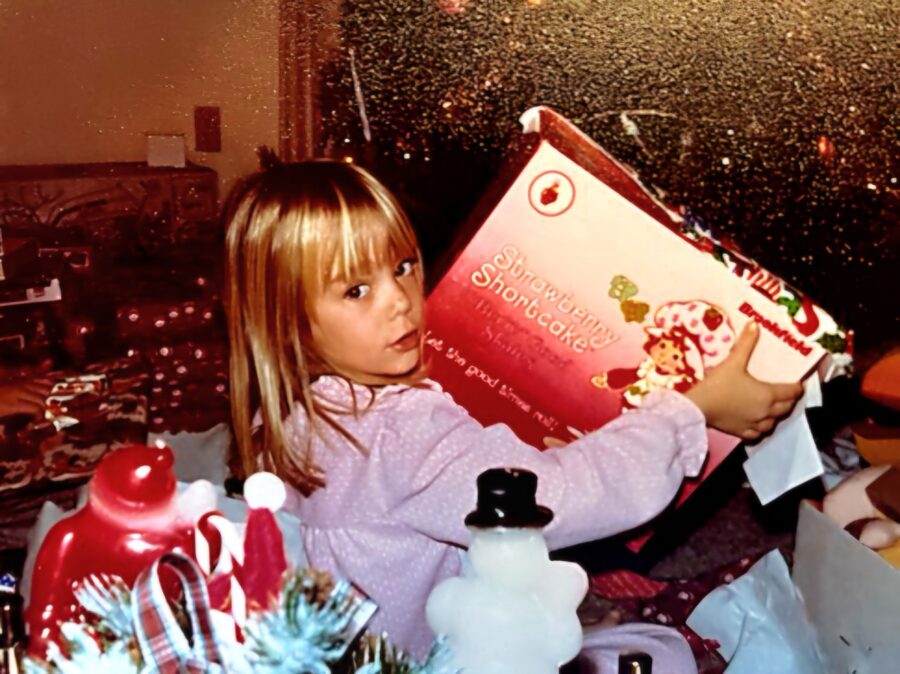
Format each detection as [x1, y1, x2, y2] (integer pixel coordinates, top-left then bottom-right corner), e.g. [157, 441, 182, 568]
[195, 471, 288, 634]
[239, 472, 288, 611]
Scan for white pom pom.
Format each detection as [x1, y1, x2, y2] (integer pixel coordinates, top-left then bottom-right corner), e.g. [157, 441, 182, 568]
[244, 471, 286, 511]
[177, 479, 217, 523]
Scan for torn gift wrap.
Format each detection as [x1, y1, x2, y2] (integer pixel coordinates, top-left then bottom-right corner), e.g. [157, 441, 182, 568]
[425, 107, 849, 548]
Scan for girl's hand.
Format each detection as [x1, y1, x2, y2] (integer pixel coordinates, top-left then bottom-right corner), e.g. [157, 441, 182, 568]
[685, 323, 803, 441]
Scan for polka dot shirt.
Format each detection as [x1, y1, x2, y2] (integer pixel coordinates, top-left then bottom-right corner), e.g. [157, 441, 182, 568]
[285, 376, 707, 659]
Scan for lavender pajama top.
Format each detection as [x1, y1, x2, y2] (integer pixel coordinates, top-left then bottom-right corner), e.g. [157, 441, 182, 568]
[283, 375, 708, 659]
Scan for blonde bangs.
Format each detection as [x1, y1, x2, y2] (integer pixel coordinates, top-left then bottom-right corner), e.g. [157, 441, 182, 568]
[300, 178, 420, 296]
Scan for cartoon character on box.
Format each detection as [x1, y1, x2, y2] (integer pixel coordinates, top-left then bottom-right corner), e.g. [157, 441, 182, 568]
[25, 443, 214, 657]
[593, 291, 736, 409]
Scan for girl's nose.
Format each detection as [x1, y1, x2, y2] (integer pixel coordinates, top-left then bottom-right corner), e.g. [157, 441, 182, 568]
[387, 277, 413, 315]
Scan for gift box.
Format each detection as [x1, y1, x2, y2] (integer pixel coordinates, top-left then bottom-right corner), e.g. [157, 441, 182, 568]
[425, 108, 849, 550]
[0, 359, 149, 523]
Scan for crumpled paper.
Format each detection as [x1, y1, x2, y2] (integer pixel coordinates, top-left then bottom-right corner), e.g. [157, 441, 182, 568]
[743, 381, 824, 506]
[686, 550, 824, 673]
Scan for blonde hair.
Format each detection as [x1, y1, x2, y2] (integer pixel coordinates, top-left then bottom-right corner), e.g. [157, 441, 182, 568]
[224, 160, 424, 494]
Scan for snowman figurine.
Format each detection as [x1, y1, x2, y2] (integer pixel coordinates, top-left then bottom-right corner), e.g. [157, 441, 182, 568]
[426, 468, 588, 674]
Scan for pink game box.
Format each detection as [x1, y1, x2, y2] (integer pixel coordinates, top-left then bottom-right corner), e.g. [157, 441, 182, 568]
[425, 108, 848, 549]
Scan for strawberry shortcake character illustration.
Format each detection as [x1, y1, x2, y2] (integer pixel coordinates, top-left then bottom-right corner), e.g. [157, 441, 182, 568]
[593, 300, 736, 409]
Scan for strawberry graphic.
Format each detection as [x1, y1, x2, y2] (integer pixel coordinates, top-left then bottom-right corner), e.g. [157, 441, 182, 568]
[703, 308, 723, 331]
[540, 181, 560, 206]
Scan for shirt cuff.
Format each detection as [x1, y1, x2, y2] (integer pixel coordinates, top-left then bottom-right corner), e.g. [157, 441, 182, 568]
[638, 390, 708, 478]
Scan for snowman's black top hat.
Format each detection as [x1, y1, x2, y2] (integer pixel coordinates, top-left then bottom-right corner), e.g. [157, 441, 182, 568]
[465, 467, 554, 529]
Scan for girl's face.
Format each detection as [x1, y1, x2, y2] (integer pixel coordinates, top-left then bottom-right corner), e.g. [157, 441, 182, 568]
[649, 337, 687, 375]
[309, 254, 424, 383]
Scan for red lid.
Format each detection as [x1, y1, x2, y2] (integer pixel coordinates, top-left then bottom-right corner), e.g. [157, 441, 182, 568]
[90, 444, 177, 511]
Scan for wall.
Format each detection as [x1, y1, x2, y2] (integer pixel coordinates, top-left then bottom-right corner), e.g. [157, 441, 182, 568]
[0, 0, 280, 194]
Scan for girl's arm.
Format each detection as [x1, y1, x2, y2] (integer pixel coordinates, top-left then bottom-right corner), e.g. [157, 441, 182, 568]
[379, 386, 706, 551]
[381, 323, 801, 551]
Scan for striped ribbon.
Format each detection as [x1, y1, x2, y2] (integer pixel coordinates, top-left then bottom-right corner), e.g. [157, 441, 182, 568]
[132, 552, 226, 674]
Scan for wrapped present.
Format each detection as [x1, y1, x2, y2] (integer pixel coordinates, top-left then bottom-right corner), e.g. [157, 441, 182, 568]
[0, 358, 149, 500]
[425, 107, 851, 551]
[144, 341, 229, 434]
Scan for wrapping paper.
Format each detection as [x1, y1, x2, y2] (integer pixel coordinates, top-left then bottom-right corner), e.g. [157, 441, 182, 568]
[0, 359, 149, 495]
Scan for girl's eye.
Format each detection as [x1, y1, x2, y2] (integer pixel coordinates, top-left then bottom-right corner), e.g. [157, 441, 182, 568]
[395, 258, 417, 277]
[344, 284, 370, 300]
[673, 353, 681, 361]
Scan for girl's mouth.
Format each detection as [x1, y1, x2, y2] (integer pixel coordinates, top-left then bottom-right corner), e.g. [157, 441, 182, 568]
[391, 329, 420, 351]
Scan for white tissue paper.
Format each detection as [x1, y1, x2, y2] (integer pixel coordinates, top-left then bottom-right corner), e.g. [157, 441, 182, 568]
[743, 381, 824, 506]
[686, 549, 824, 673]
[150, 422, 231, 485]
[793, 502, 900, 674]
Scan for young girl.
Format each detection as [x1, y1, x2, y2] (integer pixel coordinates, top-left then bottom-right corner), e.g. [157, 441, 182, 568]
[224, 160, 802, 661]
